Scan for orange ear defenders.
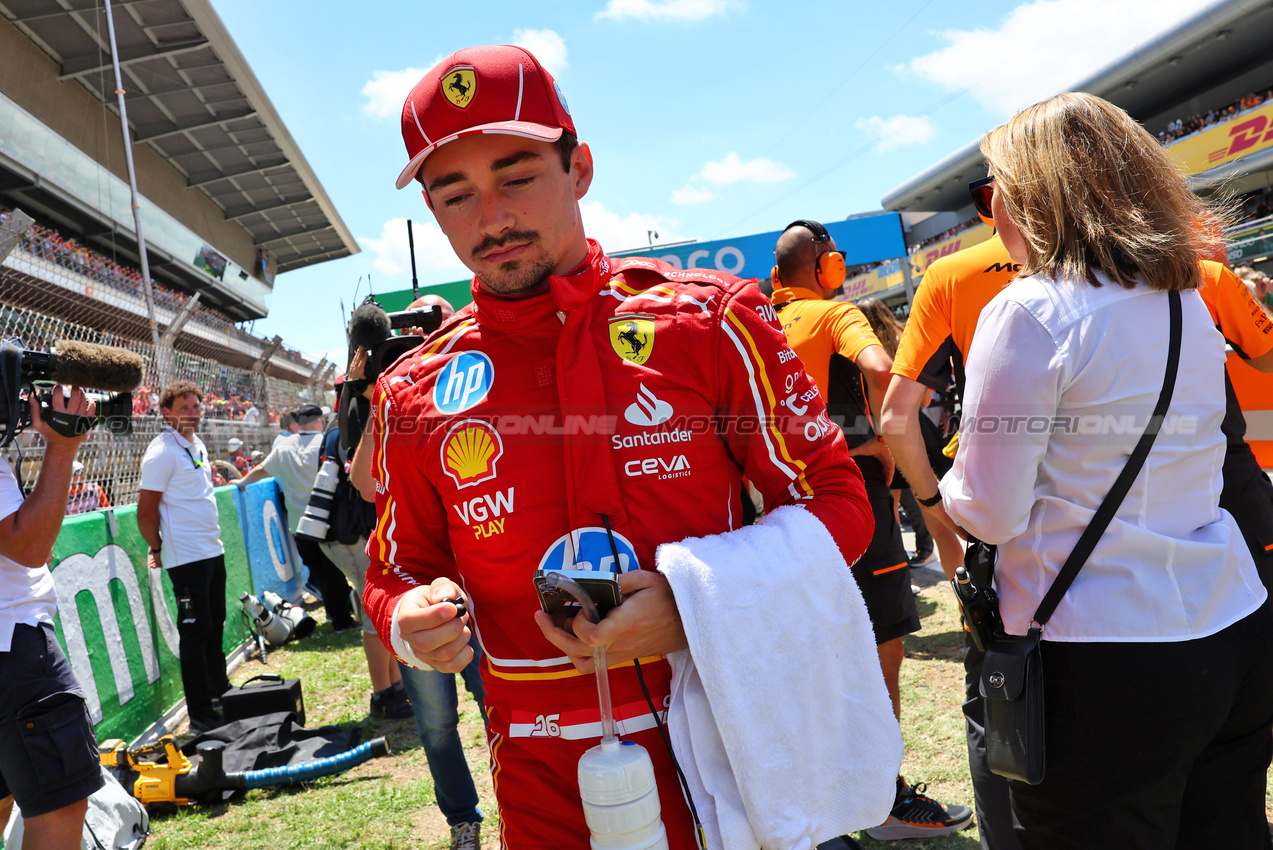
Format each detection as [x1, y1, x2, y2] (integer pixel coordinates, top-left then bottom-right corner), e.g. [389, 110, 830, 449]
[771, 220, 846, 290]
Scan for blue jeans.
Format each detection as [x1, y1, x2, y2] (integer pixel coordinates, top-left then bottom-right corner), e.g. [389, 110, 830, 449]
[398, 634, 488, 826]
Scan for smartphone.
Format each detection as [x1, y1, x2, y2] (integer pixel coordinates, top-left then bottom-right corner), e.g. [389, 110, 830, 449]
[533, 569, 622, 617]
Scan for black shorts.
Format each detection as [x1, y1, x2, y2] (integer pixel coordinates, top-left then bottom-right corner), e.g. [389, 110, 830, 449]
[0, 622, 104, 816]
[852, 483, 921, 645]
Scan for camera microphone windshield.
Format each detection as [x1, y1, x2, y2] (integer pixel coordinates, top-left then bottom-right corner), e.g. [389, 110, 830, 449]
[0, 339, 143, 447]
[51, 340, 145, 393]
[348, 303, 393, 352]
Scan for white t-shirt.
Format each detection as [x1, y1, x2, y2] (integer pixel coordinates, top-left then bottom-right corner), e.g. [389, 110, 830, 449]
[0, 457, 56, 651]
[140, 428, 224, 568]
[241, 407, 260, 424]
[942, 273, 1266, 642]
[262, 430, 323, 534]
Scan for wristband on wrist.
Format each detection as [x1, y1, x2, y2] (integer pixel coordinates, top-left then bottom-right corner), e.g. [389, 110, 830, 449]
[916, 491, 942, 508]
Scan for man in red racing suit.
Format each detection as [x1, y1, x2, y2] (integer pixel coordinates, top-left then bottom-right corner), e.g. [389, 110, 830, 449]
[363, 44, 874, 849]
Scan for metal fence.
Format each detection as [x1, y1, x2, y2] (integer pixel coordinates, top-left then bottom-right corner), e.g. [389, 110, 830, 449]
[1, 263, 324, 506]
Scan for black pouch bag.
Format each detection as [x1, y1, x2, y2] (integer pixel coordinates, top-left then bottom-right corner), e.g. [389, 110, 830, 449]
[980, 627, 1045, 784]
[972, 290, 1181, 786]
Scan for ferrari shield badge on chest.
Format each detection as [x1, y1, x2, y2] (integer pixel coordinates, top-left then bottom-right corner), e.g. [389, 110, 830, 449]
[442, 66, 476, 109]
[608, 315, 655, 365]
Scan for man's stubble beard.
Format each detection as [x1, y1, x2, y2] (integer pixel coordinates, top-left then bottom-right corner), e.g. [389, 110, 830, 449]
[476, 257, 557, 295]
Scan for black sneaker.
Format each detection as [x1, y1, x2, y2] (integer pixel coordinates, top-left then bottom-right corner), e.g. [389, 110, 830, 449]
[864, 776, 974, 840]
[908, 549, 936, 569]
[370, 686, 414, 720]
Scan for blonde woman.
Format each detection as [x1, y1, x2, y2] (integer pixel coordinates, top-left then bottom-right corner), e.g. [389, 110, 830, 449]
[942, 92, 1272, 849]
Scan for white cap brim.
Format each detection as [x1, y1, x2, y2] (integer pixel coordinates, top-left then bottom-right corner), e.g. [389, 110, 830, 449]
[395, 121, 565, 190]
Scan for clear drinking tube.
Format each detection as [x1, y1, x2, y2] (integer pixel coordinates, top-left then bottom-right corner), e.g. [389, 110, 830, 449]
[545, 571, 618, 747]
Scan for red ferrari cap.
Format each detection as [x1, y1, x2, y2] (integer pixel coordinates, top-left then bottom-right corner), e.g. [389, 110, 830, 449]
[396, 44, 576, 190]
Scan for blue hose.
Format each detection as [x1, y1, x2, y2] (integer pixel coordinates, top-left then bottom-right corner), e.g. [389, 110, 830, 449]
[240, 738, 391, 789]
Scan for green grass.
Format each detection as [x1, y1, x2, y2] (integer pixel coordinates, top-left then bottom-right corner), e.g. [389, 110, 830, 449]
[146, 578, 985, 849]
[145, 621, 496, 849]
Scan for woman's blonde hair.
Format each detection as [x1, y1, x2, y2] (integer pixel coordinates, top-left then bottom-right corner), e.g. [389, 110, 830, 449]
[980, 92, 1221, 292]
[855, 298, 905, 358]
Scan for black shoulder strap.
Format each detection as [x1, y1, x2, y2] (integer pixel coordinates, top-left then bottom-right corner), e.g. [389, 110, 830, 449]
[1032, 289, 1182, 628]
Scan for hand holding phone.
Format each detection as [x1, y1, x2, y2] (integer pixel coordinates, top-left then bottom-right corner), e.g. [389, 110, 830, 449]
[533, 568, 622, 618]
[532, 568, 688, 674]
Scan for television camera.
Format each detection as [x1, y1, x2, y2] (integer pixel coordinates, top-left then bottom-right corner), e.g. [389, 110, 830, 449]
[0, 338, 145, 448]
[338, 299, 444, 452]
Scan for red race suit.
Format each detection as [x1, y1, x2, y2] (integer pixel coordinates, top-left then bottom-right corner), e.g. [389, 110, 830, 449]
[364, 241, 873, 849]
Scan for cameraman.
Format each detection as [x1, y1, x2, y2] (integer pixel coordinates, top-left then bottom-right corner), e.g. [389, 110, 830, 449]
[0, 386, 104, 849]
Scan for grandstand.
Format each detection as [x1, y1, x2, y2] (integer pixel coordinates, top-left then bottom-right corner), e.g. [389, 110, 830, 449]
[0, 0, 358, 503]
[880, 0, 1273, 282]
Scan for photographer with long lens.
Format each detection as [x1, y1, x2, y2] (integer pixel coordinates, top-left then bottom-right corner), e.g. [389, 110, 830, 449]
[0, 386, 103, 849]
[237, 404, 356, 633]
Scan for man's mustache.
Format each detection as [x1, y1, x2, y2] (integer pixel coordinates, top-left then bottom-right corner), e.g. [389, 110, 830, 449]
[472, 230, 540, 261]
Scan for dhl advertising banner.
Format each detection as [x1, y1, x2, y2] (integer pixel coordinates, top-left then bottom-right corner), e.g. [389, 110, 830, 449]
[1168, 102, 1273, 175]
[46, 483, 282, 743]
[617, 213, 907, 280]
[911, 224, 994, 278]
[843, 258, 906, 301]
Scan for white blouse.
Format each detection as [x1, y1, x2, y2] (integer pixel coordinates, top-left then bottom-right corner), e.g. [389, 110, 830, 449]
[941, 272, 1265, 642]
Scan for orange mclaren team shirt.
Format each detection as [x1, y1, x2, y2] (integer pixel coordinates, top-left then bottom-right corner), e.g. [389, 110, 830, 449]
[1199, 259, 1273, 450]
[891, 235, 1020, 393]
[1200, 260, 1273, 361]
[771, 285, 881, 401]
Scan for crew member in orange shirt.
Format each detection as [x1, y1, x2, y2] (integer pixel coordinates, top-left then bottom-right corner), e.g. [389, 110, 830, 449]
[772, 220, 973, 842]
[1198, 259, 1273, 580]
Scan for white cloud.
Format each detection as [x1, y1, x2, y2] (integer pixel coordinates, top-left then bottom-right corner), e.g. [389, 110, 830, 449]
[901, 0, 1205, 116]
[596, 0, 729, 21]
[855, 114, 936, 152]
[513, 29, 568, 75]
[360, 67, 431, 119]
[580, 201, 681, 253]
[356, 218, 468, 279]
[700, 152, 795, 186]
[670, 185, 716, 205]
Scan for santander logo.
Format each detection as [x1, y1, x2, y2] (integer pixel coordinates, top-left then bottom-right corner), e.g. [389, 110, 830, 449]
[624, 384, 673, 427]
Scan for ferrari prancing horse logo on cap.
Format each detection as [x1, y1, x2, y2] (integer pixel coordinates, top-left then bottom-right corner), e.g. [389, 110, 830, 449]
[443, 67, 476, 109]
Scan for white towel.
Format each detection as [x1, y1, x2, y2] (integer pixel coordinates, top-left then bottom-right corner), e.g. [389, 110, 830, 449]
[657, 504, 903, 850]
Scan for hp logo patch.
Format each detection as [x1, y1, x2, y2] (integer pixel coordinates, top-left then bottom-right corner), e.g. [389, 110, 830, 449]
[435, 352, 494, 414]
[538, 527, 640, 574]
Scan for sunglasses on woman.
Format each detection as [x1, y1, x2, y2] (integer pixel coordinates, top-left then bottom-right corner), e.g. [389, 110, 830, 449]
[969, 175, 995, 220]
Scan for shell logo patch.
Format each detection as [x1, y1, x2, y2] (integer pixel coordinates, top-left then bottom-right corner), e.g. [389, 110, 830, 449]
[442, 66, 476, 109]
[441, 419, 504, 489]
[608, 315, 655, 365]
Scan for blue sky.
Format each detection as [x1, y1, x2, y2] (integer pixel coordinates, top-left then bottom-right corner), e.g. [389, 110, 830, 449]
[212, 0, 1207, 363]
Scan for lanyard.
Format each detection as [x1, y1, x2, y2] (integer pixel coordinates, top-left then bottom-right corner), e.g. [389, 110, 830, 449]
[167, 429, 204, 469]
